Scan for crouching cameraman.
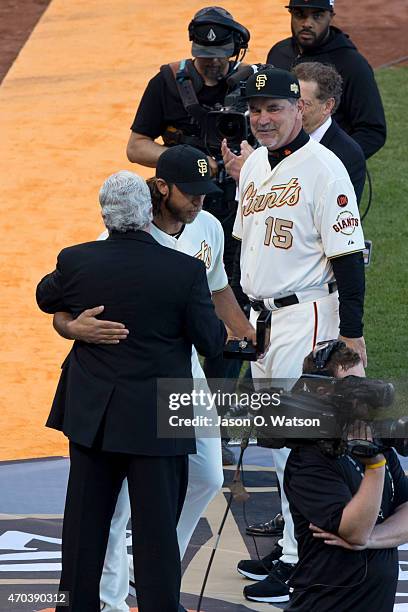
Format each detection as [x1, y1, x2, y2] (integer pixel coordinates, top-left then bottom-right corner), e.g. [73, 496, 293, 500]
[283, 341, 408, 611]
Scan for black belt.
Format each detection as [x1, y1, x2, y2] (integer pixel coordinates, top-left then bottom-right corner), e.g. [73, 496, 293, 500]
[250, 282, 338, 311]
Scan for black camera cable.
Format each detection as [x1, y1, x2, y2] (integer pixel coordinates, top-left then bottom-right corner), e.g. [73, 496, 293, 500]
[196, 428, 253, 612]
[361, 167, 373, 222]
[196, 418, 287, 610]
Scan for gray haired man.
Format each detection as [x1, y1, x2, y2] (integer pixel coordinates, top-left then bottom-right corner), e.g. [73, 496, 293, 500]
[36, 170, 226, 612]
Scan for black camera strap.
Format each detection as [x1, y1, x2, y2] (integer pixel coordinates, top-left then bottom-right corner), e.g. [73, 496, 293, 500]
[162, 59, 251, 128]
[164, 60, 209, 126]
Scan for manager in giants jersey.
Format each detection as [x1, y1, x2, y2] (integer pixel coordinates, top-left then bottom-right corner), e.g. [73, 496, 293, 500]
[223, 67, 366, 604]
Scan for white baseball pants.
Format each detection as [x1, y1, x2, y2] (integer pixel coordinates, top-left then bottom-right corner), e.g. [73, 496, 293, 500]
[250, 292, 340, 565]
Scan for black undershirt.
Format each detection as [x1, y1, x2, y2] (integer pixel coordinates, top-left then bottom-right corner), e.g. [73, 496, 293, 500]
[232, 129, 365, 337]
[267, 128, 310, 168]
[152, 221, 185, 240]
[331, 252, 364, 337]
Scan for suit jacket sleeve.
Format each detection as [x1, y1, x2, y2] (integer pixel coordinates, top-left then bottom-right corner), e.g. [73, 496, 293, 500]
[347, 150, 366, 206]
[340, 54, 386, 159]
[36, 253, 68, 314]
[185, 261, 227, 358]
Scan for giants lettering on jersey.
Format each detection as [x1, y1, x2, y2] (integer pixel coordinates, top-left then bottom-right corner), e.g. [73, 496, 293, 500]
[193, 240, 212, 269]
[332, 210, 359, 235]
[242, 178, 301, 216]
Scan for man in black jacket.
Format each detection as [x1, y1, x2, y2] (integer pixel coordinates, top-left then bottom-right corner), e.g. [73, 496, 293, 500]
[36, 169, 226, 612]
[293, 61, 366, 204]
[266, 0, 386, 159]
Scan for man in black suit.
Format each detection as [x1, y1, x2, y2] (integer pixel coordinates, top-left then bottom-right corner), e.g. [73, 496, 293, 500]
[266, 0, 386, 159]
[36, 164, 226, 612]
[293, 61, 366, 204]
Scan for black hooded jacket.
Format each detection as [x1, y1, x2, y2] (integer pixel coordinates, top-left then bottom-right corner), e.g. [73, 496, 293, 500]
[267, 26, 386, 159]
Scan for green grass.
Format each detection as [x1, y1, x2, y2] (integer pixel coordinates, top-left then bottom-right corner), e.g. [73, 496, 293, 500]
[361, 66, 408, 378]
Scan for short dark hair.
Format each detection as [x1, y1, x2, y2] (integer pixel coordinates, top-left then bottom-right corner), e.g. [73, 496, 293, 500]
[303, 343, 361, 376]
[293, 62, 342, 113]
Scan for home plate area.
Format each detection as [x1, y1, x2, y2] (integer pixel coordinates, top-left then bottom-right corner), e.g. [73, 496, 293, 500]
[0, 448, 407, 611]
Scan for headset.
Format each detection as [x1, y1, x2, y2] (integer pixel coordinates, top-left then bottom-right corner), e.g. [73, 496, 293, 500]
[188, 9, 250, 59]
[312, 339, 346, 370]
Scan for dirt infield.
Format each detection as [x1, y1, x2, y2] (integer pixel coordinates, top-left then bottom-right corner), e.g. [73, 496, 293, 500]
[0, 0, 51, 83]
[1, 0, 406, 82]
[0, 0, 406, 461]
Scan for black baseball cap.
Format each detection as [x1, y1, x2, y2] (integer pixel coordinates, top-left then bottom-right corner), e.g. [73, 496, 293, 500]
[156, 145, 222, 195]
[244, 67, 301, 100]
[191, 7, 235, 58]
[286, 0, 334, 10]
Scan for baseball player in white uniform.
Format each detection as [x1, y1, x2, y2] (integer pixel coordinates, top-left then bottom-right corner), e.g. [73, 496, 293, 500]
[222, 67, 366, 604]
[52, 145, 255, 612]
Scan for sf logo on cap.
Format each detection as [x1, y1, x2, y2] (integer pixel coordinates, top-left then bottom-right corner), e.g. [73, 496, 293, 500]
[197, 159, 208, 176]
[256, 74, 268, 90]
[290, 83, 299, 94]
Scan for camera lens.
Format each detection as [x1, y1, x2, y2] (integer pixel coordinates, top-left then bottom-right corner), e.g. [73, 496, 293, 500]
[216, 114, 242, 139]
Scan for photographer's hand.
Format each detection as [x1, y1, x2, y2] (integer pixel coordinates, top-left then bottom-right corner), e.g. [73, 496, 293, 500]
[365, 502, 408, 549]
[309, 524, 366, 550]
[53, 308, 129, 344]
[207, 155, 218, 177]
[221, 139, 255, 182]
[221, 140, 242, 181]
[339, 335, 367, 368]
[240, 140, 255, 161]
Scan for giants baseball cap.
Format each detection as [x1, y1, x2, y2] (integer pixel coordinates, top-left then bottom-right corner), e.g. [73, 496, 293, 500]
[244, 67, 301, 100]
[190, 7, 236, 58]
[156, 145, 222, 195]
[286, 0, 335, 10]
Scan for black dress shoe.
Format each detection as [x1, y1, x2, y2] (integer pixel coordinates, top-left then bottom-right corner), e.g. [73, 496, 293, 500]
[245, 512, 284, 537]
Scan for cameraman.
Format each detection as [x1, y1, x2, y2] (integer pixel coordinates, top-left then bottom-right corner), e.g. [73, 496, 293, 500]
[126, 6, 253, 462]
[126, 5, 250, 280]
[283, 343, 408, 611]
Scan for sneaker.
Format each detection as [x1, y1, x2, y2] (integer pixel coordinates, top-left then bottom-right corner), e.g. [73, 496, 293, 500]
[243, 560, 296, 603]
[237, 542, 283, 580]
[245, 512, 285, 537]
[221, 439, 235, 465]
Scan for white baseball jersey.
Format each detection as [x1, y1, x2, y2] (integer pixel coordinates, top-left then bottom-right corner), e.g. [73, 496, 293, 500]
[233, 139, 365, 300]
[98, 210, 228, 380]
[150, 211, 228, 294]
